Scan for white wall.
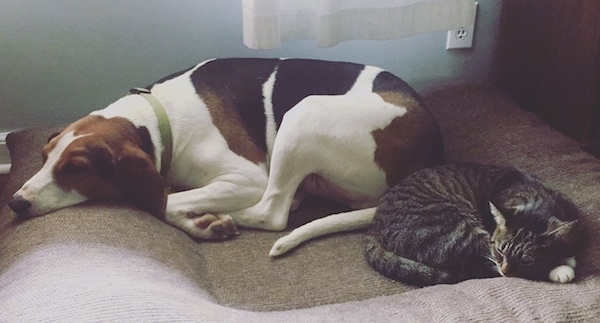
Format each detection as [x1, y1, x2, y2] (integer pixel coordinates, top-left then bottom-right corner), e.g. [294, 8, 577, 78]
[0, 0, 502, 133]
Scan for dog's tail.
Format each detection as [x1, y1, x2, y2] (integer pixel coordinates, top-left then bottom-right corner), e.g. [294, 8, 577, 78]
[269, 207, 376, 257]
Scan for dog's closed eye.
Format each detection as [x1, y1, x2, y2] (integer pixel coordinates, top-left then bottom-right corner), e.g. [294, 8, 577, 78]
[62, 159, 90, 174]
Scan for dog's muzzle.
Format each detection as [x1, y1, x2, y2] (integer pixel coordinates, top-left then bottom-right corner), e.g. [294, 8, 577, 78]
[8, 195, 32, 217]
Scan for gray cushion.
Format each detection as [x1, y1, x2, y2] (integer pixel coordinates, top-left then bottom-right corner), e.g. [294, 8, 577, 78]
[1, 83, 598, 321]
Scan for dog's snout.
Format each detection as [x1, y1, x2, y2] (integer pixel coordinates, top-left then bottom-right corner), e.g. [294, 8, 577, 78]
[8, 195, 32, 217]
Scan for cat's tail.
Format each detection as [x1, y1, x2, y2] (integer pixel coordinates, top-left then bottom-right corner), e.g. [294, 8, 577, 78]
[269, 207, 376, 257]
[363, 234, 453, 286]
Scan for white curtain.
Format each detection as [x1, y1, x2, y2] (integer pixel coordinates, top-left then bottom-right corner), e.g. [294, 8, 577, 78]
[243, 0, 477, 49]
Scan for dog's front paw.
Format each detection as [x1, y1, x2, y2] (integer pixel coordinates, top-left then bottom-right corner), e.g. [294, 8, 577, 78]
[165, 209, 239, 240]
[191, 213, 239, 239]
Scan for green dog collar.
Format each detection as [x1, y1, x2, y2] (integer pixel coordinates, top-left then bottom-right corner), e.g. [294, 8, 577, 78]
[130, 87, 173, 176]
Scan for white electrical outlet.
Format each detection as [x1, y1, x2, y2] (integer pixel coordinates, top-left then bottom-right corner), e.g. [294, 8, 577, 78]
[446, 26, 474, 49]
[446, 2, 478, 50]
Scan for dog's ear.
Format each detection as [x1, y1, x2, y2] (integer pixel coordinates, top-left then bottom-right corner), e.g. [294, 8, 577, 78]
[47, 131, 62, 143]
[115, 145, 167, 217]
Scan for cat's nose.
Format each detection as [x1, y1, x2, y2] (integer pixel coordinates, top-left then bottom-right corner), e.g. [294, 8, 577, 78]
[499, 262, 513, 276]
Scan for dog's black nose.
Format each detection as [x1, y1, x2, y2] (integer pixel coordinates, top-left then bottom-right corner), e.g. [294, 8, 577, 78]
[8, 195, 32, 217]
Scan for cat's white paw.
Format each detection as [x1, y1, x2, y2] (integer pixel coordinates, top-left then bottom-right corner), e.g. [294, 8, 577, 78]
[549, 265, 575, 283]
[565, 257, 577, 268]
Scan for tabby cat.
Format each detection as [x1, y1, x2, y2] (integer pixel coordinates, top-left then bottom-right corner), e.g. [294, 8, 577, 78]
[364, 163, 583, 286]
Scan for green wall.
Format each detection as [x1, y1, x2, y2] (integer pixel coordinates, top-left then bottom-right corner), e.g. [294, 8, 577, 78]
[0, 0, 501, 133]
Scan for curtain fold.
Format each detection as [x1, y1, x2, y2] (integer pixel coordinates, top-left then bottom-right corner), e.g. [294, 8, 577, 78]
[243, 0, 477, 49]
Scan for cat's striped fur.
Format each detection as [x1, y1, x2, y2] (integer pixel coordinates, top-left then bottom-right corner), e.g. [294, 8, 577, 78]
[365, 163, 582, 286]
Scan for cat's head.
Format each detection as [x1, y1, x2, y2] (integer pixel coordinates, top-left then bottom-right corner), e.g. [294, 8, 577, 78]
[488, 201, 580, 281]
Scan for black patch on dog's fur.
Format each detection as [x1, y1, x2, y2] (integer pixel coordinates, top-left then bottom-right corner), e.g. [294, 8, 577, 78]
[149, 65, 194, 89]
[191, 58, 280, 154]
[188, 58, 367, 153]
[271, 59, 365, 127]
[372, 71, 419, 98]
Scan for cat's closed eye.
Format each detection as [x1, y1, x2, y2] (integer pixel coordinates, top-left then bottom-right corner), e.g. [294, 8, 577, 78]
[519, 255, 534, 266]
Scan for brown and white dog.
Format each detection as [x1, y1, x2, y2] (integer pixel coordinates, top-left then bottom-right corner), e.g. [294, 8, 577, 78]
[8, 58, 443, 255]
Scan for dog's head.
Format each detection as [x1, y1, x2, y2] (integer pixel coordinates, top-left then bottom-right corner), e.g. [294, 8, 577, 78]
[8, 115, 167, 218]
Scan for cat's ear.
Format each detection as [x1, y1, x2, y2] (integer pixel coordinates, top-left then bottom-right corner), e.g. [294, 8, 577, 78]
[547, 218, 579, 241]
[490, 202, 507, 226]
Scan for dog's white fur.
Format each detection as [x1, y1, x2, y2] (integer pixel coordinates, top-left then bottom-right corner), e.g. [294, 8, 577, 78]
[231, 93, 405, 229]
[10, 58, 442, 251]
[15, 132, 91, 216]
[269, 207, 377, 256]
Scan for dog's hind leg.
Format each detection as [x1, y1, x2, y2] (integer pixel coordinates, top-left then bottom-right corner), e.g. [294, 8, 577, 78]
[232, 93, 400, 231]
[231, 120, 315, 230]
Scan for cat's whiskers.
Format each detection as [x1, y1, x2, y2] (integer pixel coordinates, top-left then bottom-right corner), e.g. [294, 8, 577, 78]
[484, 254, 503, 276]
[485, 255, 498, 264]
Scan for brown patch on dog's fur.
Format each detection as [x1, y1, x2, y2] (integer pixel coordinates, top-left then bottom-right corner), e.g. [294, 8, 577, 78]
[48, 115, 167, 216]
[199, 89, 266, 164]
[372, 91, 444, 186]
[376, 91, 420, 111]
